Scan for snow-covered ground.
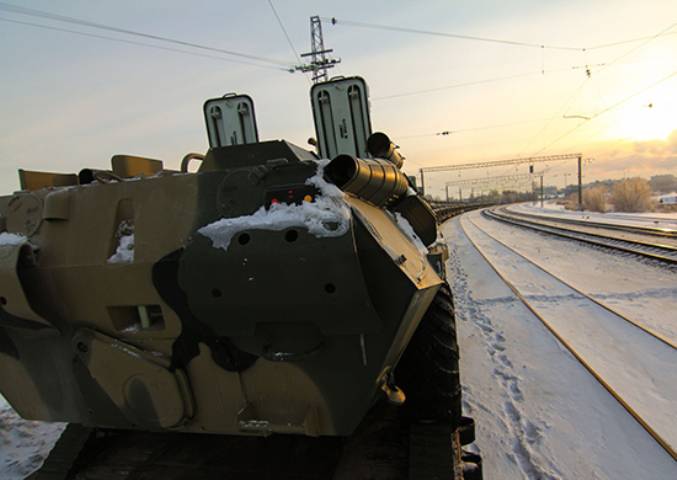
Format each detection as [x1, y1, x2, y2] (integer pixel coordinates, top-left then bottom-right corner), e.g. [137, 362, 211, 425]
[0, 394, 64, 479]
[462, 212, 676, 448]
[512, 202, 677, 229]
[444, 212, 676, 479]
[469, 211, 677, 343]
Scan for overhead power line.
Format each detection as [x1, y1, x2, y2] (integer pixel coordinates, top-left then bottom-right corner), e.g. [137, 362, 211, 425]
[323, 17, 582, 51]
[372, 70, 568, 101]
[525, 22, 676, 156]
[595, 22, 677, 75]
[417, 153, 583, 198]
[0, 1, 294, 68]
[267, 0, 302, 64]
[372, 57, 649, 102]
[397, 117, 555, 139]
[324, 16, 677, 53]
[446, 173, 536, 187]
[533, 69, 677, 154]
[266, 0, 311, 84]
[420, 153, 582, 173]
[586, 27, 677, 50]
[515, 77, 590, 156]
[0, 17, 292, 72]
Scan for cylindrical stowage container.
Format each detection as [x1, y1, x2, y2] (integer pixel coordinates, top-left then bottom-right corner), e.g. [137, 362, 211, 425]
[324, 155, 409, 206]
[367, 132, 404, 169]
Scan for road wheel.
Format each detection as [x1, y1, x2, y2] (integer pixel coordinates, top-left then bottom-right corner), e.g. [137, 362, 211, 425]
[397, 282, 462, 424]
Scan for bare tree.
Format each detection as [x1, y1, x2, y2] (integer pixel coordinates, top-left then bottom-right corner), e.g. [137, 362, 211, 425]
[583, 186, 608, 212]
[611, 178, 653, 212]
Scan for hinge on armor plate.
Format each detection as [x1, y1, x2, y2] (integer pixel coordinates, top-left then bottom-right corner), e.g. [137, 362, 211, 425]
[426, 242, 449, 280]
[378, 367, 406, 406]
[237, 403, 320, 436]
[0, 242, 54, 329]
[426, 252, 445, 279]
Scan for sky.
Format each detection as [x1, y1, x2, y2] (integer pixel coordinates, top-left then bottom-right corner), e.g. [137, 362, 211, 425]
[1, 0, 676, 198]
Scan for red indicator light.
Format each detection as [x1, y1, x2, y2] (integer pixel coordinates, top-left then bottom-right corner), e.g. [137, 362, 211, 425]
[271, 198, 280, 205]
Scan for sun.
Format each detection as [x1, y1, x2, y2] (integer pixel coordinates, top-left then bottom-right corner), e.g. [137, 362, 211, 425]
[608, 101, 676, 141]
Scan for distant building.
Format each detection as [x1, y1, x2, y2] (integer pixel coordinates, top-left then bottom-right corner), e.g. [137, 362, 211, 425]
[650, 174, 677, 194]
[657, 192, 677, 205]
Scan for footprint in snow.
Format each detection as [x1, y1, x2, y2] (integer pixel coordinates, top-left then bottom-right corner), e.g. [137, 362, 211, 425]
[524, 421, 543, 446]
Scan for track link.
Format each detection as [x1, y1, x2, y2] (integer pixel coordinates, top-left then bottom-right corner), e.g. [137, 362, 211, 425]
[31, 405, 471, 480]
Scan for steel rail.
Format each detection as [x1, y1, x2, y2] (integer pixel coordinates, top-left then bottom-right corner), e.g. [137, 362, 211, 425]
[484, 209, 677, 265]
[458, 215, 677, 461]
[504, 207, 677, 238]
[432, 202, 494, 222]
[467, 216, 676, 350]
[496, 208, 677, 250]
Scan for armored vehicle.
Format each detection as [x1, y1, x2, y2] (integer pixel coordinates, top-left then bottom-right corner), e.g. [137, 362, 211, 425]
[0, 77, 481, 479]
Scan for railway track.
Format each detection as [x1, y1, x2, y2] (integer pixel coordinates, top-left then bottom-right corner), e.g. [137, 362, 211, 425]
[459, 214, 677, 462]
[432, 202, 494, 222]
[484, 208, 677, 265]
[504, 207, 677, 238]
[467, 216, 676, 350]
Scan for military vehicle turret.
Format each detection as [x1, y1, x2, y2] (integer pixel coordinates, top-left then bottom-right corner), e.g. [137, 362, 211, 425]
[0, 77, 481, 479]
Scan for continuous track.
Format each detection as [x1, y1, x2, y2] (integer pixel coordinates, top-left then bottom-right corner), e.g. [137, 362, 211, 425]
[459, 214, 677, 462]
[484, 208, 677, 265]
[29, 405, 394, 480]
[31, 381, 471, 480]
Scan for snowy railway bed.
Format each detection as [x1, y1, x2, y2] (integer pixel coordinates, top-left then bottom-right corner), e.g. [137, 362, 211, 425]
[444, 210, 677, 479]
[484, 207, 677, 265]
[505, 205, 677, 239]
[461, 213, 677, 457]
[466, 216, 676, 349]
[507, 204, 677, 236]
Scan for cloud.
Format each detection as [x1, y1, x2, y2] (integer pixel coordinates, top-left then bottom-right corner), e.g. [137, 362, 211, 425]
[584, 130, 677, 180]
